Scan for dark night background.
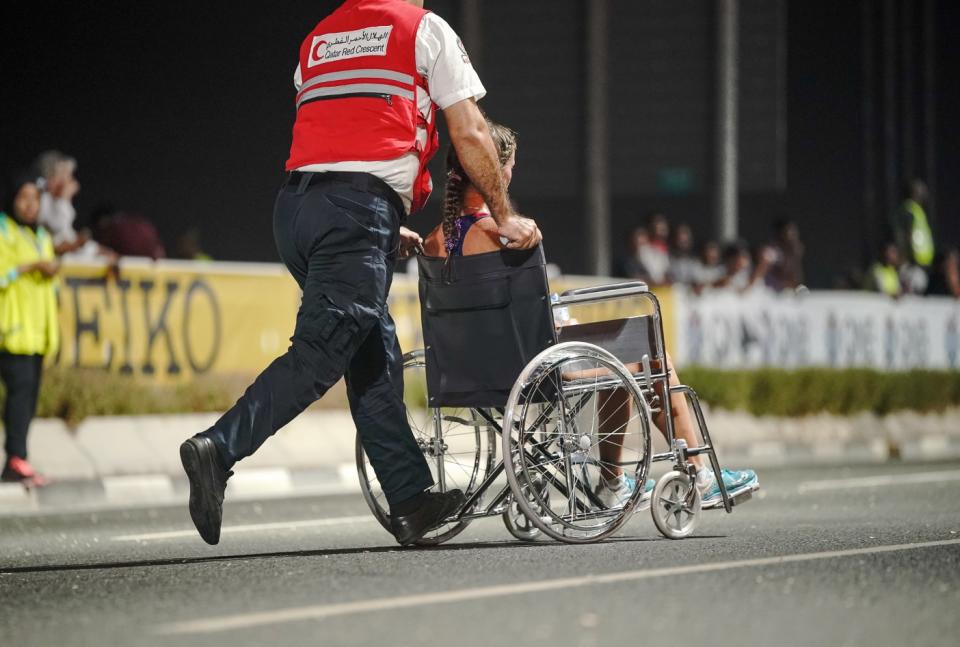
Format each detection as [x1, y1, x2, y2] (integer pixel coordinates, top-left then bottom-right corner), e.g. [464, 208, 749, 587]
[1, 0, 957, 286]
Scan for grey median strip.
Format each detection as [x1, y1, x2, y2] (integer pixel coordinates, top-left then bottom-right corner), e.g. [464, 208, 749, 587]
[797, 469, 960, 493]
[154, 538, 960, 635]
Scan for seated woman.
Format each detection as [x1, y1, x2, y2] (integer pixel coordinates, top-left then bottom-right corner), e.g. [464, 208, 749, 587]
[425, 119, 758, 509]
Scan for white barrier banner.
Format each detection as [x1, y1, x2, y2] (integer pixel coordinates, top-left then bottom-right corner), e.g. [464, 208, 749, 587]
[674, 289, 960, 370]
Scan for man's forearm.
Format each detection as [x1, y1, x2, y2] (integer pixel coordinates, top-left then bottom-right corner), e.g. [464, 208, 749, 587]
[453, 135, 511, 224]
[445, 101, 513, 225]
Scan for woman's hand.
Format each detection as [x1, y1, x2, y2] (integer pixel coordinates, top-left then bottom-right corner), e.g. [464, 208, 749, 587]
[398, 226, 424, 258]
[33, 260, 61, 278]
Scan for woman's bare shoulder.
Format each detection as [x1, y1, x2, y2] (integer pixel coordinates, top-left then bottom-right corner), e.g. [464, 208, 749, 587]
[463, 217, 502, 255]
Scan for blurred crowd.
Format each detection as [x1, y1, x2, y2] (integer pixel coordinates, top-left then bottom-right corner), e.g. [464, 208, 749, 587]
[0, 151, 210, 485]
[613, 212, 806, 294]
[613, 178, 959, 299]
[19, 150, 212, 265]
[862, 179, 960, 299]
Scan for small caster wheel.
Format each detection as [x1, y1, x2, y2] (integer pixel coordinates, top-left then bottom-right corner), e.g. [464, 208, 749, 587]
[503, 475, 547, 541]
[651, 470, 701, 539]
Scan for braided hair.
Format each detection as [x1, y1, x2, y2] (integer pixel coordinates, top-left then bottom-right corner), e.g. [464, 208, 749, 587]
[441, 119, 518, 254]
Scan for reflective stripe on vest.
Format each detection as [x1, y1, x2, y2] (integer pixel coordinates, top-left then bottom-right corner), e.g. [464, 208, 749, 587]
[904, 199, 935, 267]
[297, 83, 415, 108]
[297, 68, 415, 94]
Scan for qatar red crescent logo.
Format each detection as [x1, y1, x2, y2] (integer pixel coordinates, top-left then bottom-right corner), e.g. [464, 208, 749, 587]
[312, 40, 328, 62]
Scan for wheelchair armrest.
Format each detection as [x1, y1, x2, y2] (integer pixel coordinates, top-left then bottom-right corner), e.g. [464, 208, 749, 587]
[558, 281, 649, 305]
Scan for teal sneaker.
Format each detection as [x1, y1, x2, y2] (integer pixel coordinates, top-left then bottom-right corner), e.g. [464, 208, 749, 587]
[596, 475, 655, 510]
[698, 468, 759, 509]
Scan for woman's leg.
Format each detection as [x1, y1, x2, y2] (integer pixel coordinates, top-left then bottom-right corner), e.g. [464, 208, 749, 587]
[652, 353, 705, 470]
[596, 388, 630, 482]
[0, 353, 39, 461]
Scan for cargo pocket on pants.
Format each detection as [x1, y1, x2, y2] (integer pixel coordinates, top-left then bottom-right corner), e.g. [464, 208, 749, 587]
[297, 298, 361, 376]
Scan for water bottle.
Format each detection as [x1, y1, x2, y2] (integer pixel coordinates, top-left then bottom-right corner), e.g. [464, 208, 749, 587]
[550, 293, 570, 327]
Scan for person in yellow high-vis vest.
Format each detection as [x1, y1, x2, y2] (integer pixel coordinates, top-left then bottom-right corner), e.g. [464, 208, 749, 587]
[0, 174, 60, 487]
[892, 179, 935, 269]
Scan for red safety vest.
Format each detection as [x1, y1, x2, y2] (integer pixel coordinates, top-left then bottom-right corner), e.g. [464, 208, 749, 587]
[286, 0, 440, 214]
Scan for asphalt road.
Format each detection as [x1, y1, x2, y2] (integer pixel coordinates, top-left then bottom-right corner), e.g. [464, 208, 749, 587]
[1, 461, 959, 647]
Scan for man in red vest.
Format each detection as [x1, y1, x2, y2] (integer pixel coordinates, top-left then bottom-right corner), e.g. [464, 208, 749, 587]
[179, 0, 541, 546]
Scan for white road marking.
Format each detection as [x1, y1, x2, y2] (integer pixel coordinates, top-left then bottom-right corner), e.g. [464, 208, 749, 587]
[155, 538, 960, 635]
[797, 469, 960, 493]
[112, 515, 375, 542]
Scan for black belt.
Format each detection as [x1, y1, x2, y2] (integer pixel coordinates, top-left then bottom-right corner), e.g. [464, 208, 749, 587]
[286, 170, 407, 220]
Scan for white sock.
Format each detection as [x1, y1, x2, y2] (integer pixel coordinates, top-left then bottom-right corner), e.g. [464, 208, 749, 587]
[696, 468, 714, 489]
[604, 474, 626, 490]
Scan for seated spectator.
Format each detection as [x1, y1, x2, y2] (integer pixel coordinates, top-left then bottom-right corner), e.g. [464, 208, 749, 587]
[33, 151, 114, 261]
[867, 242, 903, 297]
[694, 240, 725, 287]
[640, 212, 671, 284]
[714, 240, 752, 290]
[768, 218, 805, 291]
[927, 248, 960, 298]
[175, 227, 212, 261]
[613, 227, 651, 282]
[667, 223, 700, 285]
[92, 204, 166, 260]
[752, 243, 777, 290]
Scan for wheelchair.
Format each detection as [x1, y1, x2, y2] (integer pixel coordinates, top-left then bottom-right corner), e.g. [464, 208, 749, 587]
[356, 246, 751, 545]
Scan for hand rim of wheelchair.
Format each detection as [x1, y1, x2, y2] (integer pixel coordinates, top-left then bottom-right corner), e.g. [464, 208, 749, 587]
[502, 341, 653, 544]
[651, 470, 702, 539]
[356, 350, 496, 546]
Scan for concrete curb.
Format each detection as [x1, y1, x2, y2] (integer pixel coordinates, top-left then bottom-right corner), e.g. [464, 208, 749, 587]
[2, 407, 959, 513]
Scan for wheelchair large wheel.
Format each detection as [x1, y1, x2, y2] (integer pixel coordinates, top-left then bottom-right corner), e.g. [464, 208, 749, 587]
[356, 350, 496, 546]
[502, 342, 653, 543]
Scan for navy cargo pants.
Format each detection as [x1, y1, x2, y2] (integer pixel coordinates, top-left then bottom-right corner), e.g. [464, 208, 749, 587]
[202, 172, 434, 506]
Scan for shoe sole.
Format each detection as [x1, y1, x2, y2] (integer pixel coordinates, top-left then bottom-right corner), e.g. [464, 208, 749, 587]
[180, 440, 223, 545]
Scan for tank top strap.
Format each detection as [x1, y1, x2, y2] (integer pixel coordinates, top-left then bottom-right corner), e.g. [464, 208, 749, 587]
[445, 212, 491, 256]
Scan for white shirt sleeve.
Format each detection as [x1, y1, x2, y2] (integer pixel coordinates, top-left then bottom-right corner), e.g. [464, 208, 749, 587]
[416, 13, 486, 110]
[38, 193, 78, 246]
[294, 64, 302, 91]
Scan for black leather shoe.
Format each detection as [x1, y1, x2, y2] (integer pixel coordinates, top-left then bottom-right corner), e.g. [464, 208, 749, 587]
[180, 436, 232, 545]
[390, 489, 465, 546]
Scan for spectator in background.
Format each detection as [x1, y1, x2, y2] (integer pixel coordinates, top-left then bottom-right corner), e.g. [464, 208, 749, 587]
[867, 242, 903, 298]
[695, 240, 725, 287]
[33, 151, 114, 261]
[715, 240, 751, 290]
[768, 218, 805, 291]
[615, 226, 651, 281]
[641, 212, 671, 284]
[0, 173, 60, 487]
[667, 223, 700, 285]
[927, 248, 960, 298]
[92, 204, 166, 259]
[890, 179, 935, 274]
[175, 227, 212, 261]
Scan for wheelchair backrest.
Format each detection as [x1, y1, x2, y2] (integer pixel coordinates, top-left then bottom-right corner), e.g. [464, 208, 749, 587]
[417, 246, 556, 408]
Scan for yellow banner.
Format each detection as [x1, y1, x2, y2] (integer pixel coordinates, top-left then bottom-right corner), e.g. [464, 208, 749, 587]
[58, 260, 673, 381]
[57, 260, 301, 381]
